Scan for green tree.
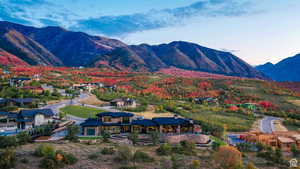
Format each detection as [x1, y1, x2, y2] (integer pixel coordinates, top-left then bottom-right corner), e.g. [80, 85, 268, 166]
[150, 131, 160, 145]
[291, 144, 300, 157]
[16, 131, 32, 145]
[128, 131, 139, 145]
[65, 125, 80, 142]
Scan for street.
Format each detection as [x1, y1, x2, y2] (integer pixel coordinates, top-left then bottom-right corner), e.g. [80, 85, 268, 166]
[260, 116, 281, 133]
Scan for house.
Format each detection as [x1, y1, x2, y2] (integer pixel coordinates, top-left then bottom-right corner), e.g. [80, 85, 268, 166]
[152, 116, 194, 134]
[9, 98, 36, 107]
[9, 77, 31, 87]
[17, 109, 54, 129]
[21, 86, 44, 94]
[241, 131, 300, 151]
[80, 112, 197, 136]
[0, 112, 18, 131]
[110, 98, 137, 108]
[194, 97, 218, 105]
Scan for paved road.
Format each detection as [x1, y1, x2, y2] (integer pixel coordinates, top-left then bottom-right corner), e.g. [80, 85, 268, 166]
[41, 93, 89, 115]
[260, 116, 281, 133]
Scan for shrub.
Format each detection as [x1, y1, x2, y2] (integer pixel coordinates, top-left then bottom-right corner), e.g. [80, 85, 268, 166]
[20, 158, 29, 164]
[63, 153, 77, 165]
[291, 144, 300, 157]
[0, 148, 16, 169]
[179, 140, 196, 155]
[101, 147, 115, 155]
[214, 146, 243, 169]
[34, 144, 55, 158]
[16, 131, 32, 145]
[189, 160, 200, 169]
[88, 153, 100, 160]
[156, 143, 172, 156]
[65, 125, 80, 142]
[101, 131, 111, 143]
[0, 136, 17, 148]
[115, 146, 133, 163]
[133, 151, 154, 163]
[128, 132, 139, 145]
[150, 131, 160, 145]
[39, 158, 57, 169]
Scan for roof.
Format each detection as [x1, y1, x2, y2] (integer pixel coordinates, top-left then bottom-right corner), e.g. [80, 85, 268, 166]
[277, 137, 295, 143]
[80, 118, 102, 127]
[0, 98, 7, 104]
[16, 118, 33, 122]
[152, 117, 191, 125]
[10, 77, 31, 81]
[97, 112, 134, 118]
[20, 109, 54, 117]
[132, 119, 157, 127]
[0, 112, 9, 116]
[9, 98, 35, 103]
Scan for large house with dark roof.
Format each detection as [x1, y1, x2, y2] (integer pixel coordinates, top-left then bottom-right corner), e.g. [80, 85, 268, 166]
[0, 109, 54, 130]
[80, 112, 198, 136]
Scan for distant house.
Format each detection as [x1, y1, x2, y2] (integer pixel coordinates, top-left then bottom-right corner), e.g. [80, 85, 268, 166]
[110, 98, 137, 108]
[240, 103, 257, 111]
[80, 112, 196, 136]
[21, 86, 44, 94]
[0, 112, 18, 131]
[194, 97, 218, 105]
[17, 109, 54, 129]
[9, 77, 31, 87]
[9, 98, 36, 107]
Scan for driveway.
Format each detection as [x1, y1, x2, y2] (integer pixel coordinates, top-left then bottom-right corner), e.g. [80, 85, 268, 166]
[260, 116, 281, 133]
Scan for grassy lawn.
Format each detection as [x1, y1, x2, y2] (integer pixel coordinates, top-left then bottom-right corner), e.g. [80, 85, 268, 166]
[60, 105, 105, 118]
[79, 136, 102, 140]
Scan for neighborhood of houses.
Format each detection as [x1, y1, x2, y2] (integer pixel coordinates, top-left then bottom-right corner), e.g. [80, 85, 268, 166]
[0, 76, 300, 153]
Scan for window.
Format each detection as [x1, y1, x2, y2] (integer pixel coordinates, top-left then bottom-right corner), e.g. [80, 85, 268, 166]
[87, 128, 96, 136]
[103, 116, 112, 122]
[122, 117, 130, 124]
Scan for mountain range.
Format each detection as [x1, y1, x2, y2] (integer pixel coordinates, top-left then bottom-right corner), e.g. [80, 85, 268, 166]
[256, 53, 300, 81]
[0, 21, 265, 79]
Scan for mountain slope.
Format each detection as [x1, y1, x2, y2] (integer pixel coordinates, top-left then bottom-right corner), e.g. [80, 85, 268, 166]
[256, 54, 300, 81]
[0, 21, 126, 66]
[94, 41, 266, 78]
[0, 48, 28, 66]
[0, 21, 265, 79]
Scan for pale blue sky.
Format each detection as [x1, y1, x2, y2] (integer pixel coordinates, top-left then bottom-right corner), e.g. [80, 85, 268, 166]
[0, 0, 299, 65]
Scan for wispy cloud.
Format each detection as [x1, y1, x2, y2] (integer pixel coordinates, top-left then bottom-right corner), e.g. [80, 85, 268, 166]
[0, 0, 256, 36]
[71, 0, 255, 36]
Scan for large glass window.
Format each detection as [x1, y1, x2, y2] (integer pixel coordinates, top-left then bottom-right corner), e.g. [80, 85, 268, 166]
[87, 128, 96, 136]
[103, 116, 112, 122]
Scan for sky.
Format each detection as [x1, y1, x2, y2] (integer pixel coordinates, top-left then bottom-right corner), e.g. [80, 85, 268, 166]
[0, 0, 299, 65]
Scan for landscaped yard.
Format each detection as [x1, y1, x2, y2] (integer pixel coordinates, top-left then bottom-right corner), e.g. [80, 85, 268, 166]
[60, 105, 105, 118]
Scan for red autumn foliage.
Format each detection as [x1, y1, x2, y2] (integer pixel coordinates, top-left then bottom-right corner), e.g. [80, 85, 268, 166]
[259, 101, 276, 109]
[0, 51, 28, 66]
[198, 81, 212, 90]
[158, 67, 243, 79]
[228, 106, 239, 111]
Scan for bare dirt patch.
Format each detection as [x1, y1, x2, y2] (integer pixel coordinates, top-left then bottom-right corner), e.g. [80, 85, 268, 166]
[79, 94, 108, 106]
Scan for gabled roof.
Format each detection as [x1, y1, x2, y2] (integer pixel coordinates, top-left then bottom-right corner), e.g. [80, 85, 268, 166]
[152, 117, 190, 125]
[20, 109, 54, 117]
[96, 112, 134, 118]
[80, 118, 102, 127]
[132, 119, 157, 127]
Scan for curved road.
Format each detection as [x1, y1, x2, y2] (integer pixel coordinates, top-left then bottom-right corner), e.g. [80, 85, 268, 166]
[260, 116, 281, 133]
